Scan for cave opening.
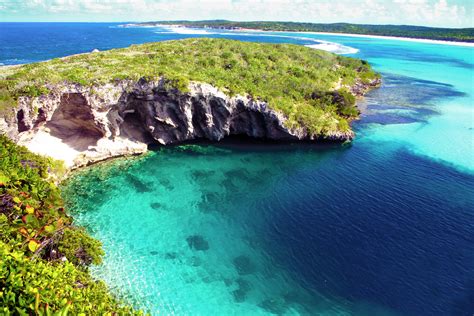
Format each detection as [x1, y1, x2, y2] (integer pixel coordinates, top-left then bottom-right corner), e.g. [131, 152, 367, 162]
[16, 109, 29, 133]
[120, 110, 155, 144]
[45, 93, 104, 151]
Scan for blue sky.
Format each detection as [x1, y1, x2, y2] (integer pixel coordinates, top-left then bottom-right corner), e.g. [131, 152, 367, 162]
[0, 0, 472, 27]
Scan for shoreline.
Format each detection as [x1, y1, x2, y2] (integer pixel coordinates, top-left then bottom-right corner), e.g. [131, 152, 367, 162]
[130, 23, 474, 47]
[231, 28, 474, 47]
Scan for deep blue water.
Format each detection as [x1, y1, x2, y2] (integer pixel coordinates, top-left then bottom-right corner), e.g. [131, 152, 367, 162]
[0, 22, 159, 64]
[264, 145, 474, 315]
[2, 23, 473, 315]
[0, 22, 354, 64]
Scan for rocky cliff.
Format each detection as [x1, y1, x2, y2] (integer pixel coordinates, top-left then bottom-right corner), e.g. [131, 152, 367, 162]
[0, 78, 378, 169]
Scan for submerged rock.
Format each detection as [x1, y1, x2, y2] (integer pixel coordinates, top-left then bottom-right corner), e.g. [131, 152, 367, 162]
[233, 255, 256, 275]
[221, 177, 238, 192]
[164, 252, 178, 260]
[236, 278, 252, 292]
[191, 170, 216, 181]
[126, 174, 152, 193]
[232, 289, 247, 303]
[231, 278, 252, 303]
[150, 202, 162, 210]
[186, 235, 210, 251]
[159, 178, 174, 190]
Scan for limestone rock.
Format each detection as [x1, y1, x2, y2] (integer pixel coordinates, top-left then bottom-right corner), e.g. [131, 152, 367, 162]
[0, 78, 370, 169]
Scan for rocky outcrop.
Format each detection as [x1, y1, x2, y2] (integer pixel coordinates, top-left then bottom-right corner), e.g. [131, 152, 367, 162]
[0, 78, 377, 169]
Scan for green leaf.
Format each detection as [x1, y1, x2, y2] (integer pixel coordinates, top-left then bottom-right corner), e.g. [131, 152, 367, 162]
[28, 240, 39, 252]
[23, 214, 37, 225]
[0, 171, 9, 185]
[44, 225, 55, 233]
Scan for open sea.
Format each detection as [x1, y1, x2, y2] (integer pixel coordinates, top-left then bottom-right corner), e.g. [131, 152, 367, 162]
[1, 23, 473, 315]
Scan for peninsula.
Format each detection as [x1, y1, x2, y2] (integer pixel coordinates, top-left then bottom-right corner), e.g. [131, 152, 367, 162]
[0, 38, 379, 169]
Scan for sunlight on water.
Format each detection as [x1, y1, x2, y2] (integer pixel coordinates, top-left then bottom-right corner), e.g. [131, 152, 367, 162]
[63, 141, 473, 315]
[64, 146, 407, 315]
[64, 148, 341, 315]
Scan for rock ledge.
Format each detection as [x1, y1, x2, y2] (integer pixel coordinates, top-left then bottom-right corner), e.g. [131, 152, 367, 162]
[0, 78, 379, 169]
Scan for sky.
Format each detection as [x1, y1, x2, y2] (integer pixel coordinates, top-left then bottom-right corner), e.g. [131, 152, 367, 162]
[0, 0, 472, 28]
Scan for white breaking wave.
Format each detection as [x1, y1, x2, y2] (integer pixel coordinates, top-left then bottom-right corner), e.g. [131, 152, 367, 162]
[305, 41, 359, 55]
[158, 26, 211, 35]
[153, 26, 359, 55]
[117, 24, 157, 28]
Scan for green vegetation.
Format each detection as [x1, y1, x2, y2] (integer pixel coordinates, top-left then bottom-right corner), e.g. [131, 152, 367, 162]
[0, 135, 142, 315]
[0, 38, 378, 137]
[150, 20, 474, 42]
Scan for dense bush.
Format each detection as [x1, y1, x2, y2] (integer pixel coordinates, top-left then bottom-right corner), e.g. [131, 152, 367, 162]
[0, 135, 141, 315]
[57, 227, 104, 266]
[1, 135, 70, 254]
[0, 241, 140, 315]
[0, 38, 379, 137]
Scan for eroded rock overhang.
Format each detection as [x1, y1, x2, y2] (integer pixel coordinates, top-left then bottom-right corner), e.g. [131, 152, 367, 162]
[1, 79, 328, 169]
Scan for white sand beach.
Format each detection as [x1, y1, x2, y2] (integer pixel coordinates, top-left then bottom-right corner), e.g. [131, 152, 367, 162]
[236, 28, 474, 47]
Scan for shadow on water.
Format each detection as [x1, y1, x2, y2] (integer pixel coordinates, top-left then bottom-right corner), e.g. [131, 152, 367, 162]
[148, 133, 352, 151]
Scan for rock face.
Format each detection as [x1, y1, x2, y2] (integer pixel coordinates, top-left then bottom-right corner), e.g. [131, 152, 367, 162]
[0, 78, 371, 169]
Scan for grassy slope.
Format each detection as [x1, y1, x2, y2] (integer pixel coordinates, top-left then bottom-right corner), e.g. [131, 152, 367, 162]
[0, 38, 378, 137]
[152, 21, 474, 42]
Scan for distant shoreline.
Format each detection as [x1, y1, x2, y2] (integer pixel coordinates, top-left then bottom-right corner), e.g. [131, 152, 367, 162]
[236, 28, 474, 47]
[124, 23, 474, 47]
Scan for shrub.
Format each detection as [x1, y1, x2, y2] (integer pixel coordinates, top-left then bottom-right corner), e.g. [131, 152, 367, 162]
[0, 241, 142, 315]
[0, 135, 142, 314]
[57, 228, 104, 266]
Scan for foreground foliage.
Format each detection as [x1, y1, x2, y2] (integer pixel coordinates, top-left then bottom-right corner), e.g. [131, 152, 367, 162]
[0, 38, 378, 136]
[153, 20, 474, 42]
[0, 135, 141, 315]
[0, 242, 139, 315]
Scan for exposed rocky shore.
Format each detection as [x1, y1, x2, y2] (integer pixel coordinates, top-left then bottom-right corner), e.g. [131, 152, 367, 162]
[0, 78, 379, 169]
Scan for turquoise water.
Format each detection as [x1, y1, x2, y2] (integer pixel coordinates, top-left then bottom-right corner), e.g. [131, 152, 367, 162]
[62, 28, 473, 316]
[3, 23, 473, 315]
[65, 145, 369, 315]
[64, 140, 474, 315]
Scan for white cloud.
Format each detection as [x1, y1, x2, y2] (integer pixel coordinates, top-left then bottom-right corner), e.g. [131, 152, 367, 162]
[0, 0, 472, 27]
